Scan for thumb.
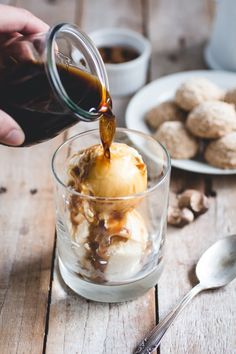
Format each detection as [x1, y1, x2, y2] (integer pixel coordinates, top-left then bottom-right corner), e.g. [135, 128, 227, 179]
[0, 110, 25, 146]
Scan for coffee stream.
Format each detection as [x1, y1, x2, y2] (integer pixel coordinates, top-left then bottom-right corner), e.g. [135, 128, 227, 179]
[0, 61, 116, 155]
[99, 108, 116, 159]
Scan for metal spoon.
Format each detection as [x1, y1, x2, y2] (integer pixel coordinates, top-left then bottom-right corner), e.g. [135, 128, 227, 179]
[134, 235, 236, 354]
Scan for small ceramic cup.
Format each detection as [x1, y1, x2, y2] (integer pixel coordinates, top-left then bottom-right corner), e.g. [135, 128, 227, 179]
[89, 28, 151, 96]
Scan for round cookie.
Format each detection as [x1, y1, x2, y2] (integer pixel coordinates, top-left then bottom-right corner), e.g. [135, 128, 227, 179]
[186, 101, 236, 139]
[145, 100, 186, 131]
[204, 132, 236, 169]
[154, 121, 198, 159]
[175, 77, 224, 111]
[224, 87, 236, 105]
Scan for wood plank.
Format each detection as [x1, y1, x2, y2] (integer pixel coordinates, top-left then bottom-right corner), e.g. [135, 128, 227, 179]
[46, 1, 156, 354]
[148, 0, 236, 353]
[159, 177, 236, 354]
[80, 0, 143, 33]
[0, 1, 79, 353]
[47, 265, 155, 354]
[149, 0, 212, 79]
[16, 0, 78, 26]
[0, 138, 61, 354]
[0, 0, 14, 4]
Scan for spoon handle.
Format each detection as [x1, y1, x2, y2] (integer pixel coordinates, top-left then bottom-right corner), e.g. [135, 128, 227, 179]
[134, 283, 204, 354]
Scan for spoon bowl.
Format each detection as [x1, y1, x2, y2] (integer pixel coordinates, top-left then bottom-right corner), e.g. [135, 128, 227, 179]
[196, 235, 236, 288]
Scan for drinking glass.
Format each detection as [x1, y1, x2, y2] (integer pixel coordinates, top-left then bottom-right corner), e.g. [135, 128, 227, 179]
[52, 128, 171, 302]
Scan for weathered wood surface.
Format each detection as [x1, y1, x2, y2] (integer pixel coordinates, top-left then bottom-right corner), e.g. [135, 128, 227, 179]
[0, 136, 62, 354]
[46, 1, 156, 354]
[148, 1, 236, 353]
[0, 1, 79, 354]
[16, 0, 78, 26]
[0, 0, 235, 353]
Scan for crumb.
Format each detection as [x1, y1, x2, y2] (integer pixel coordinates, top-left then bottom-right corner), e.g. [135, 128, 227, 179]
[208, 190, 217, 198]
[0, 187, 7, 194]
[167, 53, 178, 62]
[30, 188, 38, 195]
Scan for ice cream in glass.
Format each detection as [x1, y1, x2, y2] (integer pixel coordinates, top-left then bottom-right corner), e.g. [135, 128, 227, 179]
[66, 140, 149, 283]
[52, 126, 170, 302]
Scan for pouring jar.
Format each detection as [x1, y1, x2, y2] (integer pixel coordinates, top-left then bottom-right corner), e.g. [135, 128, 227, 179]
[0, 23, 110, 146]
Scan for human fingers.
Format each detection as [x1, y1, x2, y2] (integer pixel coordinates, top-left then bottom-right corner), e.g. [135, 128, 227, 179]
[0, 5, 49, 35]
[0, 110, 25, 146]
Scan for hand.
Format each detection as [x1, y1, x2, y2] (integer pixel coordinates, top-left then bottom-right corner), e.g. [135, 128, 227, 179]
[0, 5, 49, 146]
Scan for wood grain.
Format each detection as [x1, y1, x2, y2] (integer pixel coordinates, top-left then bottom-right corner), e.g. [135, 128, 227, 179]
[80, 0, 143, 33]
[0, 1, 78, 353]
[0, 0, 13, 4]
[147, 0, 236, 353]
[45, 1, 156, 354]
[47, 265, 155, 354]
[148, 0, 212, 79]
[0, 139, 61, 354]
[16, 0, 78, 26]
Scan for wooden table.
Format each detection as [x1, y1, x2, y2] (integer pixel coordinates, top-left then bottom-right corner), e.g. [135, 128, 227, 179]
[0, 1, 235, 353]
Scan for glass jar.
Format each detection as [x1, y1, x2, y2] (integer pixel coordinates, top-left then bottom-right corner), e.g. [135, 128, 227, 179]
[52, 128, 171, 302]
[0, 23, 109, 146]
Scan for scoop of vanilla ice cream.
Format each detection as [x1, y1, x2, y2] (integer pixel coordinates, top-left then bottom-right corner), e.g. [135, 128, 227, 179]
[68, 143, 147, 197]
[71, 210, 148, 282]
[105, 209, 148, 282]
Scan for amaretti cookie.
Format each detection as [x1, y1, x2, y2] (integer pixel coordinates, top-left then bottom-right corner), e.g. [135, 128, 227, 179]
[186, 101, 236, 138]
[204, 132, 236, 169]
[145, 100, 186, 131]
[175, 78, 224, 111]
[224, 87, 236, 105]
[154, 121, 198, 159]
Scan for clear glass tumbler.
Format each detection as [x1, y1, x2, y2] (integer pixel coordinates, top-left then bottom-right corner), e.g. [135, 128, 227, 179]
[52, 128, 171, 302]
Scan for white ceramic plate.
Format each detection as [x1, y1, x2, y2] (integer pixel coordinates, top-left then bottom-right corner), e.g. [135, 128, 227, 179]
[126, 70, 236, 175]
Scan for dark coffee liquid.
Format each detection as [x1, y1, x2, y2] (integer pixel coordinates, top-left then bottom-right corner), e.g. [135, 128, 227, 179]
[98, 46, 139, 64]
[0, 61, 113, 147]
